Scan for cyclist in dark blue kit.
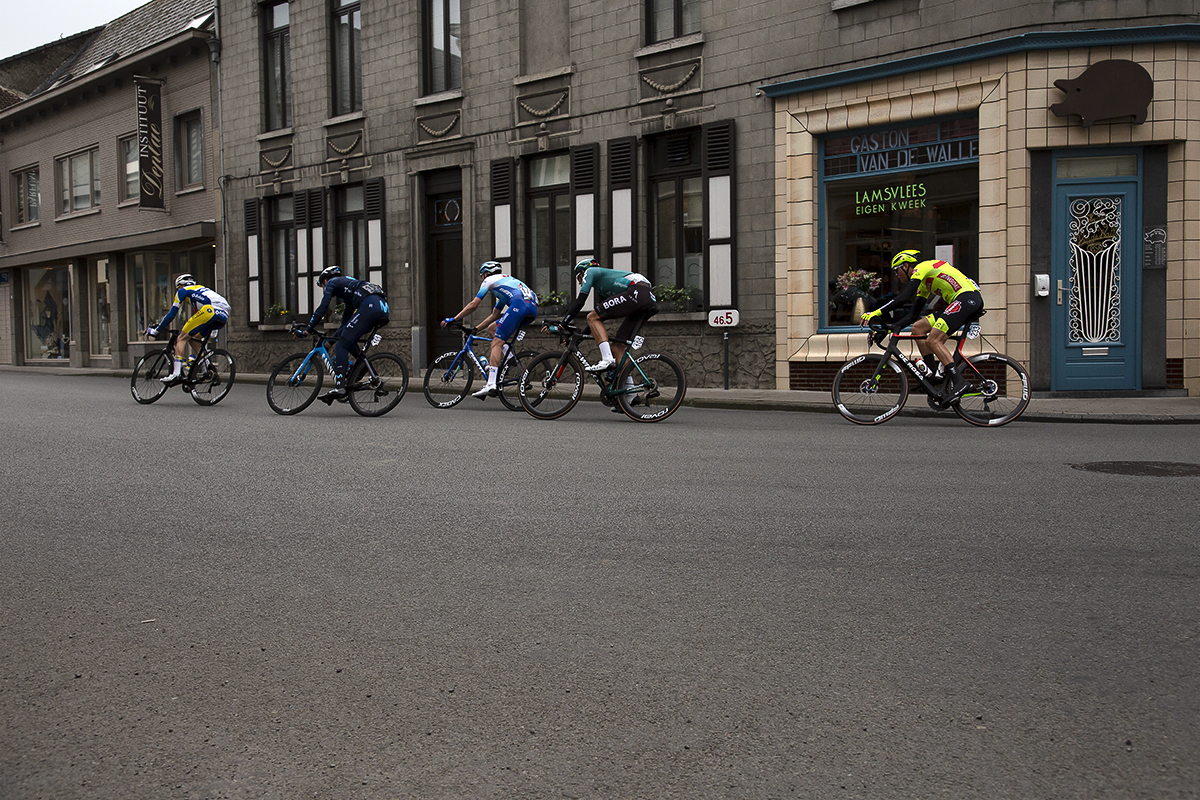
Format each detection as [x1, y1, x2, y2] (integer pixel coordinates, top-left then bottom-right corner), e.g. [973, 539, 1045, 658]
[293, 265, 390, 402]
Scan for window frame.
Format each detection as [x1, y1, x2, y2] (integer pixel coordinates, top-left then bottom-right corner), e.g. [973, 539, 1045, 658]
[423, 0, 461, 95]
[331, 0, 363, 116]
[265, 194, 298, 319]
[335, 184, 367, 280]
[176, 111, 205, 191]
[263, 0, 292, 131]
[12, 165, 41, 225]
[119, 135, 140, 203]
[647, 0, 700, 45]
[56, 147, 101, 216]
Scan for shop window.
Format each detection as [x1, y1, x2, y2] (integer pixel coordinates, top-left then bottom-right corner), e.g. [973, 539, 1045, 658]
[90, 259, 113, 357]
[822, 117, 979, 328]
[423, 0, 461, 94]
[25, 266, 70, 360]
[335, 184, 366, 278]
[264, 1, 292, 131]
[527, 154, 572, 302]
[13, 166, 41, 224]
[176, 112, 204, 190]
[266, 195, 297, 318]
[648, 0, 700, 45]
[119, 136, 140, 202]
[332, 0, 362, 115]
[127, 252, 174, 340]
[57, 148, 101, 215]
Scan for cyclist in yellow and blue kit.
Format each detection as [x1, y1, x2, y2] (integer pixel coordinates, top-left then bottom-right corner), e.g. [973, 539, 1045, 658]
[861, 250, 984, 401]
[146, 274, 231, 385]
[443, 261, 538, 399]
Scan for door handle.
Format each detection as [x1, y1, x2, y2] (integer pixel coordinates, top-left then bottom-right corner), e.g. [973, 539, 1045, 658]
[1057, 280, 1065, 306]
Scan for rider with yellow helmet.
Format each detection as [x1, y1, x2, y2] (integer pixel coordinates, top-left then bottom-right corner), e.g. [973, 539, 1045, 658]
[860, 250, 983, 400]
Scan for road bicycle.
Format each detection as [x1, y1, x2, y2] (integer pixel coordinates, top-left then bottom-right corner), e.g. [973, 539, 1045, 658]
[131, 329, 236, 406]
[266, 323, 409, 416]
[518, 320, 686, 422]
[422, 319, 536, 411]
[831, 312, 1030, 427]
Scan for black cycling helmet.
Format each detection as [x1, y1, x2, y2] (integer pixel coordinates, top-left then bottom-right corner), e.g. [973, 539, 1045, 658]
[479, 260, 503, 277]
[573, 258, 599, 278]
[318, 265, 342, 287]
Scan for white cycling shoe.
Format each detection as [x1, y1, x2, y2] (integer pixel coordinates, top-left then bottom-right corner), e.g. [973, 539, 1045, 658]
[586, 357, 617, 372]
[473, 384, 498, 399]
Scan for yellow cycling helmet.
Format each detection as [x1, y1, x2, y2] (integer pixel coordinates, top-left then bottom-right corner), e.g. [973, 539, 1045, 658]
[890, 249, 921, 280]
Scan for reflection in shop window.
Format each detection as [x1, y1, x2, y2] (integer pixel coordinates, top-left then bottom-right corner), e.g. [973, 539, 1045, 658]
[25, 267, 70, 360]
[127, 252, 174, 340]
[822, 118, 978, 328]
[90, 259, 112, 357]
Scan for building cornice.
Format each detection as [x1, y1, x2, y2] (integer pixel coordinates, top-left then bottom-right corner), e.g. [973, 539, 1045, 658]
[760, 24, 1200, 98]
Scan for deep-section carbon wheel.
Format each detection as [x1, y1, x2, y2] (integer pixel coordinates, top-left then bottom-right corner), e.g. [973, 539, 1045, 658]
[953, 353, 1030, 427]
[831, 354, 909, 425]
[496, 351, 536, 411]
[267, 353, 323, 415]
[616, 352, 687, 422]
[131, 349, 172, 404]
[348, 352, 409, 417]
[518, 352, 583, 420]
[189, 349, 236, 406]
[422, 350, 473, 408]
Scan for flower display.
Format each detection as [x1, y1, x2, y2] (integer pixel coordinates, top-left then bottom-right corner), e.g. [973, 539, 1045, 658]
[836, 268, 882, 293]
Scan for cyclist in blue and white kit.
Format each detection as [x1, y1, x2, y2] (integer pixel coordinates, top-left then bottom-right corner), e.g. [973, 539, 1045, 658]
[146, 274, 231, 385]
[294, 265, 390, 402]
[442, 261, 538, 398]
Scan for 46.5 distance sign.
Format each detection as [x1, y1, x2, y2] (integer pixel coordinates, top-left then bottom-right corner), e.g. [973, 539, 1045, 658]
[707, 309, 740, 327]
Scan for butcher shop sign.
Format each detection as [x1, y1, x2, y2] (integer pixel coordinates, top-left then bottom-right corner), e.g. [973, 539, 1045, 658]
[1050, 60, 1153, 128]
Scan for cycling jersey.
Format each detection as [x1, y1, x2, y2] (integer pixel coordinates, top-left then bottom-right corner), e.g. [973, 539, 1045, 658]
[477, 274, 537, 341]
[910, 260, 980, 304]
[867, 259, 981, 330]
[309, 276, 389, 329]
[156, 284, 231, 331]
[308, 276, 389, 377]
[564, 267, 652, 321]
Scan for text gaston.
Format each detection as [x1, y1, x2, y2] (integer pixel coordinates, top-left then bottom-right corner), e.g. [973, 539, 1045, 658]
[855, 183, 926, 216]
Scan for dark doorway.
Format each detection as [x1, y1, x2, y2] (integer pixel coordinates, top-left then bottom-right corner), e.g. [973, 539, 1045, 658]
[425, 169, 464, 362]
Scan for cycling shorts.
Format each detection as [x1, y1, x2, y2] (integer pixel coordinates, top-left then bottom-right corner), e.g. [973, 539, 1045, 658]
[181, 305, 229, 339]
[495, 302, 537, 342]
[927, 290, 983, 335]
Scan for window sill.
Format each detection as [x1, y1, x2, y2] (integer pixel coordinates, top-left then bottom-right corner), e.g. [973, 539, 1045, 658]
[515, 65, 575, 86]
[650, 311, 707, 322]
[257, 127, 293, 142]
[54, 207, 101, 222]
[324, 111, 365, 127]
[9, 221, 40, 231]
[176, 185, 205, 196]
[118, 198, 139, 208]
[635, 33, 704, 60]
[414, 89, 463, 107]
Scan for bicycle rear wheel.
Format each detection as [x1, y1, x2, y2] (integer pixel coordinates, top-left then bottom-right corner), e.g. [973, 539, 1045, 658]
[189, 348, 236, 406]
[348, 352, 409, 417]
[496, 351, 536, 411]
[422, 350, 473, 408]
[831, 354, 909, 425]
[953, 353, 1030, 427]
[267, 352, 324, 415]
[131, 349, 173, 404]
[616, 352, 687, 422]
[519, 351, 583, 420]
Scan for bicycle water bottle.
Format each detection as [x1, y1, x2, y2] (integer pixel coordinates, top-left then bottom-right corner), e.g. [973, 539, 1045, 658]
[915, 360, 932, 378]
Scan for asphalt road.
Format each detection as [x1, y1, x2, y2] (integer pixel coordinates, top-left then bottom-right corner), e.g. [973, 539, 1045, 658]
[1, 372, 1197, 799]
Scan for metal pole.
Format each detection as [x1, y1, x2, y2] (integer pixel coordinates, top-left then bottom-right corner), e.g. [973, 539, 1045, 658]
[723, 331, 729, 390]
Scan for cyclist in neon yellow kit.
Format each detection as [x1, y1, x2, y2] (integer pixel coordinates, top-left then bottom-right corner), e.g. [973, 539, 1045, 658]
[861, 250, 983, 401]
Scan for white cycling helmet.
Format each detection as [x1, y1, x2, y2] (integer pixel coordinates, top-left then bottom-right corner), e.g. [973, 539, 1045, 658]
[175, 274, 196, 289]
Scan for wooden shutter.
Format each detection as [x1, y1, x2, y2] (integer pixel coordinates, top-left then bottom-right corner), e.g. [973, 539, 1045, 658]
[364, 178, 385, 288]
[490, 158, 515, 274]
[571, 144, 599, 263]
[245, 199, 262, 324]
[608, 137, 637, 273]
[703, 120, 736, 309]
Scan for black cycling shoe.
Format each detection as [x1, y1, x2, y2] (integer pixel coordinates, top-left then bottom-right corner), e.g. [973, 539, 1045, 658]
[318, 386, 347, 405]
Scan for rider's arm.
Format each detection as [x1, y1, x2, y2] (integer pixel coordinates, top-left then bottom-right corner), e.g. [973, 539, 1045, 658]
[446, 296, 483, 325]
[562, 289, 589, 322]
[151, 290, 185, 331]
[863, 280, 919, 325]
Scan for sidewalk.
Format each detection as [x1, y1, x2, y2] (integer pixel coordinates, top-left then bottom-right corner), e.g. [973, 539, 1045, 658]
[5, 364, 1200, 423]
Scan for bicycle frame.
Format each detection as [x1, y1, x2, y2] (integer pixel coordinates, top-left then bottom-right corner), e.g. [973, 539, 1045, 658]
[283, 330, 377, 385]
[866, 321, 985, 403]
[545, 324, 650, 402]
[158, 329, 218, 389]
[434, 321, 529, 380]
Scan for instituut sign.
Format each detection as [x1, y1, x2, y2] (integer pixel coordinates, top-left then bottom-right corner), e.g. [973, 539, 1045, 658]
[135, 77, 165, 211]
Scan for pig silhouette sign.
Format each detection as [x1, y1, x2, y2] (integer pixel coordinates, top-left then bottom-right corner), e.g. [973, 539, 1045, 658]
[1050, 60, 1153, 128]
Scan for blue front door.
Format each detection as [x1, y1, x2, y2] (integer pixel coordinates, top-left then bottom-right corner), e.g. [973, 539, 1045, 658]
[1050, 154, 1142, 391]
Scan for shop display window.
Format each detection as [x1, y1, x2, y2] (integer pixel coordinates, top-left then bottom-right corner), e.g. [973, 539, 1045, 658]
[24, 266, 70, 360]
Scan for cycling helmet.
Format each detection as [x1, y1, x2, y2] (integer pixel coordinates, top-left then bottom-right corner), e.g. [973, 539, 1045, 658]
[318, 265, 342, 287]
[175, 274, 196, 289]
[890, 249, 921, 280]
[573, 258, 600, 278]
[479, 260, 503, 277]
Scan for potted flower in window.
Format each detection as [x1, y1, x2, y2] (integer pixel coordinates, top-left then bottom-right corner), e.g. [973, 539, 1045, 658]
[266, 302, 290, 324]
[833, 269, 882, 320]
[537, 289, 568, 318]
[652, 284, 700, 313]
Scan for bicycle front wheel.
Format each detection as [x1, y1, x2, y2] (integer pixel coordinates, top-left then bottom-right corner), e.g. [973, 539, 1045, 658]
[131, 349, 173, 404]
[496, 351, 536, 411]
[422, 350, 473, 408]
[953, 353, 1030, 427]
[267, 353, 323, 415]
[616, 352, 687, 422]
[519, 351, 583, 420]
[348, 352, 409, 417]
[189, 348, 236, 406]
[831, 354, 909, 425]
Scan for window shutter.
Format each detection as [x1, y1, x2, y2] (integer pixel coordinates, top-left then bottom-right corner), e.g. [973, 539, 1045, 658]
[364, 178, 385, 288]
[490, 158, 514, 274]
[245, 199, 262, 324]
[703, 120, 736, 309]
[571, 144, 599, 263]
[608, 137, 637, 273]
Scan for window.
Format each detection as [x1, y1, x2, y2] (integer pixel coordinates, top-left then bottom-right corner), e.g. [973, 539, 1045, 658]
[127, 252, 174, 339]
[526, 154, 572, 302]
[648, 0, 700, 44]
[264, 1, 292, 130]
[332, 0, 362, 115]
[13, 166, 40, 224]
[821, 117, 979, 327]
[25, 266, 71, 359]
[90, 258, 113, 357]
[119, 136, 140, 202]
[57, 148, 101, 214]
[335, 185, 366, 278]
[424, 0, 461, 94]
[177, 112, 204, 189]
[648, 130, 703, 296]
[267, 196, 297, 317]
